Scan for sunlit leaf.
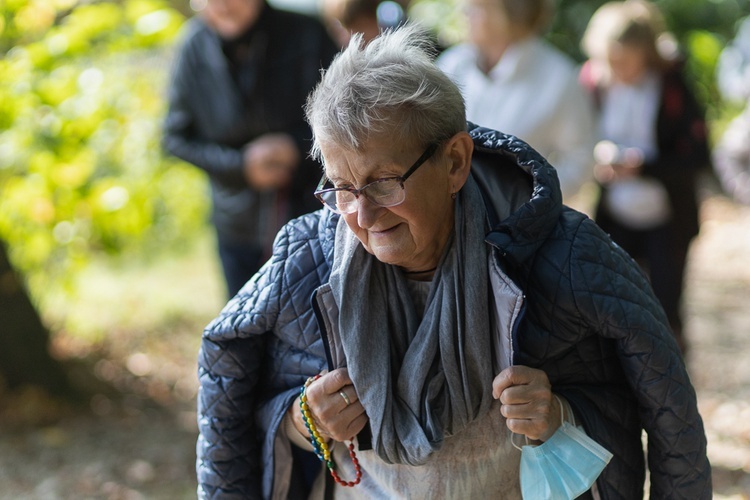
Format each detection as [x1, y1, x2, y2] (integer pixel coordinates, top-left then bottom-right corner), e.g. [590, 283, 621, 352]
[13, 1, 56, 37]
[51, 150, 96, 189]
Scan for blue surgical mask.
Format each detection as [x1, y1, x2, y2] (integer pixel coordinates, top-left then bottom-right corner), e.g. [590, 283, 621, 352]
[513, 397, 613, 500]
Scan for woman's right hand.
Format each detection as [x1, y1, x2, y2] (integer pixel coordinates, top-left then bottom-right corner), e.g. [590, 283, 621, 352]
[290, 368, 369, 443]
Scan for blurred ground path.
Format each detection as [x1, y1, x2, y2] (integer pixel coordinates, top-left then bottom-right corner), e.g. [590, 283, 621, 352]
[686, 196, 750, 499]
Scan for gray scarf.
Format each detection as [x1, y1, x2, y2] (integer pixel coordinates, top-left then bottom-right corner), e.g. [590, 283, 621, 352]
[329, 175, 494, 466]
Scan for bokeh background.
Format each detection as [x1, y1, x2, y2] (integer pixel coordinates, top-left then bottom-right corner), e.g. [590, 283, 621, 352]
[1, 0, 749, 497]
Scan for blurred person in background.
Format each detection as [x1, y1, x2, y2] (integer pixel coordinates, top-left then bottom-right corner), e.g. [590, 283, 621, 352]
[162, 0, 338, 297]
[436, 0, 596, 202]
[580, 0, 711, 355]
[196, 25, 710, 499]
[319, 0, 409, 47]
[713, 16, 750, 205]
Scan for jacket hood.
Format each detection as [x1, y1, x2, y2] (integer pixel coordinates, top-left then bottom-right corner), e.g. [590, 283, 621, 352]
[467, 122, 563, 267]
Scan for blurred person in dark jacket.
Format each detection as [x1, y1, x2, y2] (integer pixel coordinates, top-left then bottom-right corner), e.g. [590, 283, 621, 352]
[163, 0, 338, 297]
[196, 25, 710, 499]
[579, 0, 711, 355]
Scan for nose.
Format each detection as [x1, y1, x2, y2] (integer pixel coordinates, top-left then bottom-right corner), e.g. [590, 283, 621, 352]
[355, 195, 382, 228]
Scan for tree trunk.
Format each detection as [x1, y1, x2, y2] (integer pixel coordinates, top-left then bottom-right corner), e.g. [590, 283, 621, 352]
[0, 240, 72, 395]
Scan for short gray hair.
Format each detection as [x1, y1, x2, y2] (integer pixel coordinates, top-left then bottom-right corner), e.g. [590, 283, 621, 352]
[305, 23, 466, 162]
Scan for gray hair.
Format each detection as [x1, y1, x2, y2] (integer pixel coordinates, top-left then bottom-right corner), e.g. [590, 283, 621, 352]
[305, 23, 466, 163]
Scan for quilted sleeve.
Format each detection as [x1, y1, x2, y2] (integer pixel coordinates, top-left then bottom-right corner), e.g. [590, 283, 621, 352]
[569, 217, 711, 499]
[196, 229, 289, 499]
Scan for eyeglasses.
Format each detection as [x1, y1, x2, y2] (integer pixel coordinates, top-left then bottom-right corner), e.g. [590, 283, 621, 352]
[314, 143, 439, 214]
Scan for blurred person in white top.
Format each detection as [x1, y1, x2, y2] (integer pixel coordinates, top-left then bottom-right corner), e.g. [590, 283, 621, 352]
[437, 0, 596, 202]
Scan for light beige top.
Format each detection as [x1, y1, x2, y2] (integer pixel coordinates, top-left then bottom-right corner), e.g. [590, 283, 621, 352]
[331, 399, 521, 499]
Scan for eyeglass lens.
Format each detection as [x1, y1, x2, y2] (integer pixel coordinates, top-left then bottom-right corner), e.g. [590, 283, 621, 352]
[320, 179, 405, 214]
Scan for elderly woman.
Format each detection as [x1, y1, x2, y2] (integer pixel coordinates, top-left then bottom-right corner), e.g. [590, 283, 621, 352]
[197, 26, 710, 499]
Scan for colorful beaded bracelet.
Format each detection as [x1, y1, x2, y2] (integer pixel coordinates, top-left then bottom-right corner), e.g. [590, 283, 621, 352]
[300, 375, 362, 487]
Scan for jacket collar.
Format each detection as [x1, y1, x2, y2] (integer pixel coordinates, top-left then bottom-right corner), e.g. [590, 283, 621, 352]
[467, 122, 563, 267]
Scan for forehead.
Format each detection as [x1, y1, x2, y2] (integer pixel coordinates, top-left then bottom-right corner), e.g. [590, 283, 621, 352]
[320, 137, 416, 181]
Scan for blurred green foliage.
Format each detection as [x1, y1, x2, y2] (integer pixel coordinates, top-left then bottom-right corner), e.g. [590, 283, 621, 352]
[0, 0, 209, 299]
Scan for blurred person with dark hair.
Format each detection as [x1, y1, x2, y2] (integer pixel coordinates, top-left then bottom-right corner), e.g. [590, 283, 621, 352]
[162, 0, 338, 297]
[580, 0, 711, 354]
[437, 0, 596, 202]
[319, 0, 408, 46]
[320, 0, 409, 47]
[713, 16, 750, 205]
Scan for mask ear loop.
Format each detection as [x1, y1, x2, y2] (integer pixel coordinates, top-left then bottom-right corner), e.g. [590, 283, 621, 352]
[510, 430, 526, 451]
[554, 394, 565, 425]
[510, 394, 565, 451]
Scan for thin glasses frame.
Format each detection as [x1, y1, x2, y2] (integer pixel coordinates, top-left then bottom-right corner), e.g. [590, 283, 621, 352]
[314, 143, 439, 214]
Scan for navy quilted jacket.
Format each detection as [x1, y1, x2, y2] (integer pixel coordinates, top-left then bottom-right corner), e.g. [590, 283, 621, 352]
[197, 124, 710, 499]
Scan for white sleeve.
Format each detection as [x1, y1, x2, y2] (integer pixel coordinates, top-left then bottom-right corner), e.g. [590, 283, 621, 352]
[546, 74, 597, 201]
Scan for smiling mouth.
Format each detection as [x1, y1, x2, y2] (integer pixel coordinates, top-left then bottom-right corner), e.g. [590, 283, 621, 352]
[369, 224, 398, 236]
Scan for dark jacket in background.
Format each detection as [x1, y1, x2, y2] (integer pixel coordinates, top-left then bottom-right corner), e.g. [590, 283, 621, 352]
[163, 5, 338, 249]
[196, 124, 710, 499]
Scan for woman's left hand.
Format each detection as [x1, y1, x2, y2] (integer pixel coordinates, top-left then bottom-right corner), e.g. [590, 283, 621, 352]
[492, 365, 561, 442]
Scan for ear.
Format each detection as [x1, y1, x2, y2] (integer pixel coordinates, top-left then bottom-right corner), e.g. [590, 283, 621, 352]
[444, 131, 474, 195]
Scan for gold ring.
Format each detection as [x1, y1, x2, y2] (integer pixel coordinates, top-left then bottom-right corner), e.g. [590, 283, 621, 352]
[339, 390, 351, 406]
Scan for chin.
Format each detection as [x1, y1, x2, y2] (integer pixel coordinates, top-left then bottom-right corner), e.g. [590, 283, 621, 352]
[213, 20, 246, 39]
[369, 250, 400, 266]
[368, 246, 408, 267]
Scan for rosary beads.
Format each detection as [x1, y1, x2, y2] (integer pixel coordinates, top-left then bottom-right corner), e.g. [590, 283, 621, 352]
[299, 375, 362, 487]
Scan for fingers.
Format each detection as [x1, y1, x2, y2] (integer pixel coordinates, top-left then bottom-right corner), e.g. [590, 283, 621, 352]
[322, 367, 353, 389]
[493, 366, 560, 441]
[304, 369, 367, 442]
[500, 396, 556, 441]
[338, 386, 358, 408]
[492, 365, 546, 399]
[330, 400, 368, 441]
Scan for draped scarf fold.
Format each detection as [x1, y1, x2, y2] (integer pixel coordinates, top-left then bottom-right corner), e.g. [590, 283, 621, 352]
[328, 175, 495, 466]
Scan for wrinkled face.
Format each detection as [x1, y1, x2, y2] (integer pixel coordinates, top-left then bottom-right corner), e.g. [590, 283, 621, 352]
[320, 136, 456, 273]
[203, 0, 262, 39]
[607, 43, 650, 85]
